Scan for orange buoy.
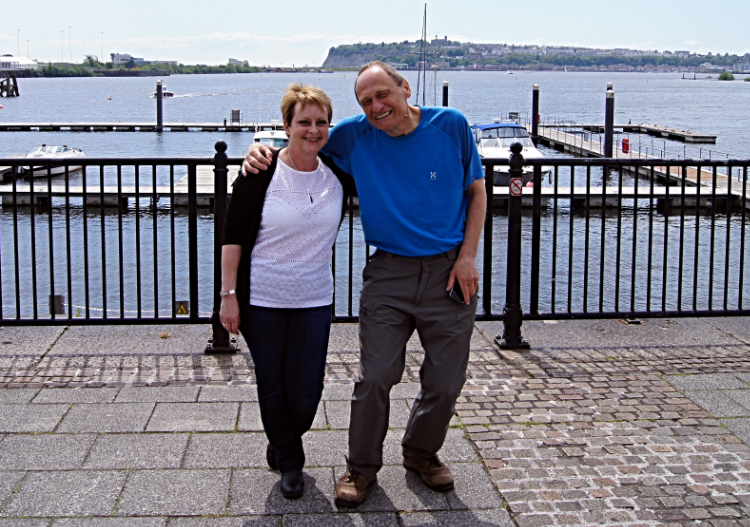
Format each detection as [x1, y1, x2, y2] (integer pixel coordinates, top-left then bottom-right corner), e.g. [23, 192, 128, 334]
[622, 138, 630, 154]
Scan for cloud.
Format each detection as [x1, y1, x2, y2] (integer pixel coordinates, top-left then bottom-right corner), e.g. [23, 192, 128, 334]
[685, 40, 699, 46]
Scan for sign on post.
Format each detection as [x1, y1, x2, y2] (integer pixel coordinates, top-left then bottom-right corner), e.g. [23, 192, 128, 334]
[509, 178, 523, 197]
[174, 301, 189, 316]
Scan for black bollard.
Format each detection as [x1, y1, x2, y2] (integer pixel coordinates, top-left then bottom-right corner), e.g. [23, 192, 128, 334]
[496, 142, 530, 349]
[156, 80, 163, 132]
[206, 141, 239, 354]
[442, 81, 449, 107]
[531, 84, 539, 146]
[604, 90, 615, 158]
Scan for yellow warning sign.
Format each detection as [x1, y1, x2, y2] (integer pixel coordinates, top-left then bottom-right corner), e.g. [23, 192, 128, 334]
[174, 301, 189, 315]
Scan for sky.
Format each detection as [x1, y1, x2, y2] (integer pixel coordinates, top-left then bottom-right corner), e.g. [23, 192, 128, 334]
[2, 0, 749, 66]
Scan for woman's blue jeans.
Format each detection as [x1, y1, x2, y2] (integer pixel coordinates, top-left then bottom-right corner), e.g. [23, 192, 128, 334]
[241, 304, 331, 473]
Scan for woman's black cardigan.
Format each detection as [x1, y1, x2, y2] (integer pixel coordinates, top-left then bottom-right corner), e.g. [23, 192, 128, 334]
[222, 149, 356, 319]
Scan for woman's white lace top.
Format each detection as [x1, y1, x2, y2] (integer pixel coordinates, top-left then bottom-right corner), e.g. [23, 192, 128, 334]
[249, 158, 343, 308]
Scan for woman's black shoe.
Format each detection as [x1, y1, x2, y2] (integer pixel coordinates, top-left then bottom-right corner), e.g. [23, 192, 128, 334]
[266, 443, 278, 470]
[280, 469, 304, 499]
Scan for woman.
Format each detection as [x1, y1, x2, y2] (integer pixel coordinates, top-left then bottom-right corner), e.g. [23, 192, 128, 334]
[220, 83, 354, 499]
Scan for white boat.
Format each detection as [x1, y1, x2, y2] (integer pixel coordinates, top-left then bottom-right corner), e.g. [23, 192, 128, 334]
[253, 130, 289, 148]
[472, 122, 551, 186]
[507, 70, 514, 75]
[151, 87, 174, 98]
[9, 145, 85, 178]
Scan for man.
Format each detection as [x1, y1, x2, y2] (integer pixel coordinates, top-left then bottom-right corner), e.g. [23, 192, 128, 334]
[243, 61, 486, 507]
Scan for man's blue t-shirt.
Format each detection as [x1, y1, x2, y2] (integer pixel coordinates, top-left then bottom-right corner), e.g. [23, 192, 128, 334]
[322, 106, 484, 257]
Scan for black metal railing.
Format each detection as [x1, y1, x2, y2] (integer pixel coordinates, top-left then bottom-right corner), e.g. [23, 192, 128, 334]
[1, 145, 749, 350]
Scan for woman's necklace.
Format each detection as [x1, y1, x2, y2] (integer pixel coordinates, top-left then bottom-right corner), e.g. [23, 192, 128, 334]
[286, 149, 318, 203]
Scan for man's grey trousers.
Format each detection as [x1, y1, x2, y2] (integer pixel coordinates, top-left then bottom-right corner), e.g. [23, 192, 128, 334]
[348, 247, 478, 478]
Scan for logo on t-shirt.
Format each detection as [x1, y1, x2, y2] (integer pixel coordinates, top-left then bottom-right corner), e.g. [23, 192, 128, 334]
[430, 171, 437, 181]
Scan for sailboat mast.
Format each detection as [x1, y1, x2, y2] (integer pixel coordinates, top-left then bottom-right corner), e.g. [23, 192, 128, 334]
[421, 4, 427, 106]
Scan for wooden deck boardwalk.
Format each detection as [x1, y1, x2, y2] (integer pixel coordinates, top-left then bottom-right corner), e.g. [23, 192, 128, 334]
[0, 122, 284, 132]
[534, 126, 749, 201]
[539, 123, 716, 143]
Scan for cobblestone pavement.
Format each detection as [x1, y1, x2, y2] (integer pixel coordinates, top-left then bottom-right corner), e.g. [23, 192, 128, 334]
[2, 318, 750, 525]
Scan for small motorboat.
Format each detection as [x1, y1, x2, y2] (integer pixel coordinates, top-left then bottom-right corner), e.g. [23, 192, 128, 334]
[252, 130, 289, 148]
[472, 122, 551, 186]
[10, 145, 85, 178]
[151, 87, 174, 98]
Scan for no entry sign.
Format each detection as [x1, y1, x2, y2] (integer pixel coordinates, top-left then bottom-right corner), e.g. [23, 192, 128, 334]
[509, 178, 523, 197]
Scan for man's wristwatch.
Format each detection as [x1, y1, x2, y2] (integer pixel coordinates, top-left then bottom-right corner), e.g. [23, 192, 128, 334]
[220, 289, 236, 297]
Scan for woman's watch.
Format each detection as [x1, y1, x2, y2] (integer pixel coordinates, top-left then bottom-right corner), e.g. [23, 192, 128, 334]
[220, 289, 236, 297]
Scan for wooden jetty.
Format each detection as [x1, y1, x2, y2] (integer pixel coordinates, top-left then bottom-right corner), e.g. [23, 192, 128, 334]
[0, 122, 285, 133]
[539, 123, 716, 144]
[0, 74, 20, 98]
[533, 125, 748, 202]
[0, 165, 240, 207]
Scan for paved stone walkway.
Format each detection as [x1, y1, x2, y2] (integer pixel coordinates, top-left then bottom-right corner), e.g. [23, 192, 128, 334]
[2, 317, 750, 525]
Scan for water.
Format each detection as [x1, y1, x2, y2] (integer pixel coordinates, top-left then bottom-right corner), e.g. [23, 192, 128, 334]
[1, 71, 749, 318]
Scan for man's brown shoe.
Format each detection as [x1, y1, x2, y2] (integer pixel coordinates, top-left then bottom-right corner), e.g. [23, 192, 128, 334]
[335, 468, 377, 508]
[403, 455, 454, 492]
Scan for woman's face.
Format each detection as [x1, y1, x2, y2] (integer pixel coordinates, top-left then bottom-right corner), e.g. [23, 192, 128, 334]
[284, 102, 329, 155]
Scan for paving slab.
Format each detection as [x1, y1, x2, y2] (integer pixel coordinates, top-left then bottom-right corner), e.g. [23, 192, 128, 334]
[183, 432, 267, 469]
[303, 430, 349, 467]
[477, 318, 745, 352]
[0, 326, 65, 357]
[198, 385, 258, 402]
[444, 462, 505, 510]
[665, 373, 750, 391]
[33, 387, 120, 404]
[115, 469, 230, 516]
[683, 390, 750, 418]
[53, 519, 166, 526]
[0, 520, 51, 527]
[0, 471, 24, 507]
[283, 512, 398, 526]
[349, 465, 449, 513]
[399, 509, 513, 526]
[229, 468, 336, 515]
[1, 471, 126, 517]
[238, 402, 264, 431]
[0, 403, 68, 432]
[146, 402, 238, 432]
[168, 519, 280, 527]
[83, 433, 189, 469]
[48, 325, 213, 356]
[115, 386, 200, 403]
[722, 418, 750, 444]
[321, 383, 354, 401]
[0, 388, 39, 404]
[0, 433, 96, 470]
[57, 403, 154, 433]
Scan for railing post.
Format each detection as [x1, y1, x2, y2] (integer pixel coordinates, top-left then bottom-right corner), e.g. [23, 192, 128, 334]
[155, 80, 163, 133]
[206, 141, 239, 354]
[442, 81, 449, 107]
[496, 142, 530, 349]
[604, 90, 615, 159]
[531, 84, 539, 146]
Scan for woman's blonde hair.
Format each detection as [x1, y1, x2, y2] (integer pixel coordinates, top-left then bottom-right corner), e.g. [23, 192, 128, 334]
[280, 83, 333, 125]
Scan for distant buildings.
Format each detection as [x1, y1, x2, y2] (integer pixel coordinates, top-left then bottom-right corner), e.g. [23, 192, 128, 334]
[228, 58, 244, 66]
[110, 53, 177, 66]
[0, 55, 39, 71]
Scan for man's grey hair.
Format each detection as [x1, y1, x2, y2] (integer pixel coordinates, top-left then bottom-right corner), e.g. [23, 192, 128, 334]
[354, 61, 406, 104]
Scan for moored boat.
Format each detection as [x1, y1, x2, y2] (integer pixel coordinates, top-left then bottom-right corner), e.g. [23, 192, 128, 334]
[253, 130, 289, 148]
[9, 145, 85, 178]
[472, 122, 551, 186]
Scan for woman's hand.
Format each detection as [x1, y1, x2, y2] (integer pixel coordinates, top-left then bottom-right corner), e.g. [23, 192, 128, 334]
[220, 295, 241, 335]
[241, 143, 275, 175]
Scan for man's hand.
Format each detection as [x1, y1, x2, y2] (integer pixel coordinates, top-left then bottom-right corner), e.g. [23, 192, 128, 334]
[219, 296, 241, 335]
[241, 143, 275, 176]
[446, 255, 479, 305]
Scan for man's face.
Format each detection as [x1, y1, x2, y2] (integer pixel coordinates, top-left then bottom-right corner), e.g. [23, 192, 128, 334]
[355, 67, 413, 137]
